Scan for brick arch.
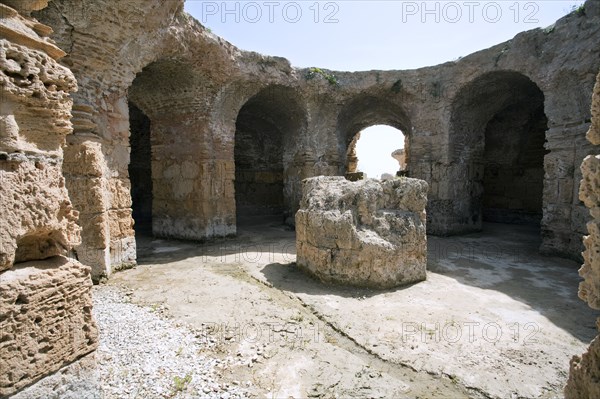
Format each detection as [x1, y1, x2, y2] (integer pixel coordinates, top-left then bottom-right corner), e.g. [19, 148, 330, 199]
[448, 70, 548, 234]
[233, 84, 308, 225]
[336, 95, 412, 175]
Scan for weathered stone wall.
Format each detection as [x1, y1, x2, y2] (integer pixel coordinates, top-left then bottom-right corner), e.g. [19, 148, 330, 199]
[33, 0, 600, 278]
[34, 0, 164, 277]
[392, 149, 406, 172]
[564, 68, 600, 398]
[35, 0, 241, 278]
[0, 2, 79, 270]
[322, 4, 599, 259]
[0, 257, 98, 397]
[128, 56, 239, 243]
[0, 1, 97, 396]
[296, 176, 428, 289]
[1, 156, 79, 268]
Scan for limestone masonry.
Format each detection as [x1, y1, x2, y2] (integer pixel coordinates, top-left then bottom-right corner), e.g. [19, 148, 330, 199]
[296, 177, 428, 288]
[0, 1, 96, 395]
[31, 0, 600, 280]
[0, 257, 97, 397]
[565, 64, 600, 399]
[0, 0, 599, 396]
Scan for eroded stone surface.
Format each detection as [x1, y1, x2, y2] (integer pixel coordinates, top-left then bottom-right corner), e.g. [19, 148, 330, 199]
[0, 5, 98, 397]
[296, 176, 427, 289]
[2, 0, 48, 14]
[0, 39, 75, 157]
[0, 156, 80, 270]
[0, 4, 79, 272]
[588, 68, 600, 146]
[566, 321, 600, 399]
[579, 155, 600, 310]
[565, 68, 600, 398]
[578, 68, 600, 311]
[0, 3, 65, 59]
[26, 0, 600, 276]
[0, 257, 98, 397]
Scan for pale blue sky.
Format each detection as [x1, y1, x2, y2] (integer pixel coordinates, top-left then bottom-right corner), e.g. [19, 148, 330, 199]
[355, 125, 404, 178]
[185, 0, 585, 177]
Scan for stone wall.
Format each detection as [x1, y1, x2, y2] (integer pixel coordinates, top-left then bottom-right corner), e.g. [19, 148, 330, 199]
[1, 0, 597, 395]
[128, 56, 239, 244]
[0, 257, 98, 396]
[296, 176, 428, 289]
[34, 0, 197, 278]
[0, 2, 79, 269]
[0, 1, 97, 396]
[234, 87, 286, 220]
[565, 68, 600, 398]
[32, 0, 600, 278]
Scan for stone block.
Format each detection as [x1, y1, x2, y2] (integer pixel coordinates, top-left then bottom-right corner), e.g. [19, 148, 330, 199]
[63, 142, 104, 178]
[66, 177, 106, 214]
[0, 257, 98, 397]
[565, 319, 600, 398]
[0, 159, 80, 271]
[296, 176, 428, 289]
[108, 178, 132, 210]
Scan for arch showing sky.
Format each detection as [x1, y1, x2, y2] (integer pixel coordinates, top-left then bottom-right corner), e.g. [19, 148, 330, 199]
[184, 0, 584, 177]
[355, 125, 405, 179]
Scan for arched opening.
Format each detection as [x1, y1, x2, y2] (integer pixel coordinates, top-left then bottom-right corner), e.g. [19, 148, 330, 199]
[449, 71, 548, 233]
[482, 100, 547, 225]
[337, 96, 411, 178]
[347, 124, 407, 179]
[128, 58, 230, 245]
[234, 85, 305, 226]
[235, 101, 284, 222]
[128, 102, 153, 235]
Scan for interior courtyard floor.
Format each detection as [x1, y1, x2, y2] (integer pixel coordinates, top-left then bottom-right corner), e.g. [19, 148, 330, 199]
[106, 221, 599, 398]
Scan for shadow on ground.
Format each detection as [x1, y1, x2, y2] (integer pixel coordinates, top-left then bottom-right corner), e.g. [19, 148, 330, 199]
[260, 262, 420, 299]
[134, 218, 598, 341]
[134, 217, 295, 266]
[260, 222, 599, 342]
[428, 223, 598, 341]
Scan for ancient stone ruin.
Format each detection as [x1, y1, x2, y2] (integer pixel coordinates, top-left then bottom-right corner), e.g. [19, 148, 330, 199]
[296, 176, 427, 288]
[565, 58, 600, 399]
[0, 0, 599, 396]
[0, 1, 97, 396]
[392, 149, 407, 173]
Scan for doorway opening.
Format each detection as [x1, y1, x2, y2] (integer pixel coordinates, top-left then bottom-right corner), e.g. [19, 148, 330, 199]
[233, 86, 305, 226]
[347, 124, 407, 180]
[450, 71, 548, 232]
[128, 102, 153, 235]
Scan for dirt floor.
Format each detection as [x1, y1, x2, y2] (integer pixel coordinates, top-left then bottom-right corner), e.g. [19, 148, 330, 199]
[109, 219, 600, 399]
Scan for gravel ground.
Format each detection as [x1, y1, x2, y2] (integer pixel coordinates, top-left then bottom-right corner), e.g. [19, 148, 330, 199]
[93, 285, 251, 399]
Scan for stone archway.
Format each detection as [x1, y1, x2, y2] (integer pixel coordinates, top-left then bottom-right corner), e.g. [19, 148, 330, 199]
[128, 58, 237, 243]
[233, 85, 307, 226]
[449, 71, 548, 233]
[346, 124, 407, 179]
[337, 96, 411, 177]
